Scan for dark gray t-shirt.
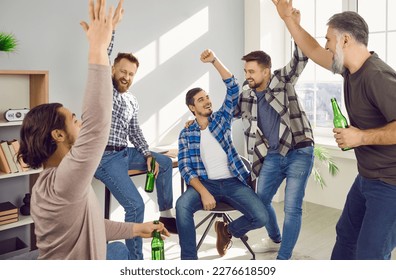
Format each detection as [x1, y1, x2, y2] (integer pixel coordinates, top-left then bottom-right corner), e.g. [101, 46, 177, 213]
[343, 52, 396, 185]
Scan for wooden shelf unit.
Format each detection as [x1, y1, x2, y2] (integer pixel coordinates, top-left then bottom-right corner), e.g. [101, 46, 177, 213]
[0, 70, 48, 252]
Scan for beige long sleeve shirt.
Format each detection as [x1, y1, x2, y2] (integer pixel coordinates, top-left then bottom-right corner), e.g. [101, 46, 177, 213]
[31, 65, 135, 260]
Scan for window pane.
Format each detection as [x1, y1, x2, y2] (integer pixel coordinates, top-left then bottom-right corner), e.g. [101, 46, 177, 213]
[358, 0, 386, 32]
[388, 32, 396, 69]
[295, 26, 342, 129]
[316, 0, 343, 37]
[368, 33, 386, 61]
[315, 82, 342, 128]
[389, 0, 396, 30]
[295, 82, 342, 128]
[299, 0, 315, 35]
[298, 59, 315, 82]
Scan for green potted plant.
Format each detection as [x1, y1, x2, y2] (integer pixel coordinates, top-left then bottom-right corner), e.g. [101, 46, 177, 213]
[0, 32, 18, 53]
[312, 145, 339, 188]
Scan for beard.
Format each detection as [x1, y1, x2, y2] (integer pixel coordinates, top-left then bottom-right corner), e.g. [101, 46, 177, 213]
[247, 79, 258, 89]
[196, 110, 212, 118]
[331, 43, 347, 74]
[112, 77, 131, 93]
[195, 105, 213, 117]
[247, 78, 265, 90]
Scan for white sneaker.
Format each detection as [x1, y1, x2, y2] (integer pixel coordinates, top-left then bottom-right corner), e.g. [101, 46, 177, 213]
[252, 238, 281, 253]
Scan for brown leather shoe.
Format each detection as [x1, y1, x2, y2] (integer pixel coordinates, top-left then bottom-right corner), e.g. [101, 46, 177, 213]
[214, 221, 232, 257]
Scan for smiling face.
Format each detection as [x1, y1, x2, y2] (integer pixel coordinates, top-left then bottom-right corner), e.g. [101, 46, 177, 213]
[325, 27, 347, 74]
[112, 58, 138, 93]
[189, 90, 212, 118]
[244, 61, 271, 92]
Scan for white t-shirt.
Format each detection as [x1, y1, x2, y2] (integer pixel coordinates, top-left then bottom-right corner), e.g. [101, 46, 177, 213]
[200, 128, 233, 180]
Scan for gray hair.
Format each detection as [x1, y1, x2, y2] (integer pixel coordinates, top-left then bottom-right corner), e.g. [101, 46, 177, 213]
[327, 11, 369, 46]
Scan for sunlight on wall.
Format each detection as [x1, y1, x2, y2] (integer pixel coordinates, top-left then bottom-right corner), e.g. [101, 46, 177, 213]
[134, 7, 209, 146]
[158, 72, 210, 143]
[141, 73, 210, 147]
[133, 7, 209, 84]
[134, 41, 157, 84]
[159, 7, 209, 65]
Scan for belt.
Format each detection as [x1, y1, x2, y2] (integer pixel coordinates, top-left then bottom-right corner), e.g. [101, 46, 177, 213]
[293, 140, 314, 150]
[104, 145, 127, 152]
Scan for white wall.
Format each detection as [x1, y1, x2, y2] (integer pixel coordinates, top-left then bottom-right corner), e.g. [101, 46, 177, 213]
[0, 0, 246, 152]
[305, 142, 357, 210]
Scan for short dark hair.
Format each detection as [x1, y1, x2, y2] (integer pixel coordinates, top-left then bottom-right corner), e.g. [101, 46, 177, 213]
[18, 103, 66, 169]
[327, 11, 369, 46]
[185, 87, 204, 116]
[242, 51, 272, 69]
[114, 52, 140, 68]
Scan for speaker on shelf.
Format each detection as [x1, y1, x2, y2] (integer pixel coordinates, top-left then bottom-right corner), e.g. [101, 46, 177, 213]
[4, 108, 29, 122]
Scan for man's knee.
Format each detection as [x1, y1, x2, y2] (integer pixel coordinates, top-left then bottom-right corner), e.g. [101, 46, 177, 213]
[254, 210, 269, 228]
[175, 196, 187, 213]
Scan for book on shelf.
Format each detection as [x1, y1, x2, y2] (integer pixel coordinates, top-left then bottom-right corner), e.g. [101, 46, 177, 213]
[0, 141, 18, 173]
[0, 212, 19, 222]
[0, 144, 11, 174]
[8, 142, 23, 172]
[8, 139, 29, 172]
[0, 201, 18, 216]
[0, 217, 19, 226]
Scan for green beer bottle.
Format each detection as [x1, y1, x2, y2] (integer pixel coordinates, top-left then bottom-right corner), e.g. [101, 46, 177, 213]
[151, 220, 165, 260]
[144, 156, 156, 192]
[331, 98, 351, 151]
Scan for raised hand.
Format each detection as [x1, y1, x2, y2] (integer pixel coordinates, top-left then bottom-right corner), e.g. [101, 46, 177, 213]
[112, 0, 125, 29]
[291, 8, 301, 25]
[80, 0, 123, 65]
[272, 0, 294, 20]
[200, 49, 216, 63]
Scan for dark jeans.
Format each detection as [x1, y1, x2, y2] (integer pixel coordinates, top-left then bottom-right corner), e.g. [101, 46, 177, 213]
[331, 174, 396, 260]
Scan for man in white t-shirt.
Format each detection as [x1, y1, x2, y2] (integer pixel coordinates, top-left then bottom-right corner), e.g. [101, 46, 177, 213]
[176, 49, 268, 260]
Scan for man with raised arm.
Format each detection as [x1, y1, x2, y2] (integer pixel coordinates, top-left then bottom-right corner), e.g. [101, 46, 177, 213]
[176, 49, 268, 260]
[17, 0, 169, 260]
[273, 0, 396, 259]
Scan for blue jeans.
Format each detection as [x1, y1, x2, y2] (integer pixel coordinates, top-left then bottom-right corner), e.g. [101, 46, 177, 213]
[94, 148, 173, 260]
[331, 174, 396, 260]
[176, 177, 268, 260]
[106, 241, 131, 260]
[257, 146, 314, 260]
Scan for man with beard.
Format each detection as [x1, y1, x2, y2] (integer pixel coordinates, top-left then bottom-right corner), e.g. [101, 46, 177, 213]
[232, 9, 314, 260]
[273, 0, 396, 259]
[176, 49, 268, 260]
[94, 48, 176, 260]
[17, 0, 169, 260]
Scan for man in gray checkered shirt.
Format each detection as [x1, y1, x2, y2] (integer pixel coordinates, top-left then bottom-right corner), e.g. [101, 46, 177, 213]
[94, 35, 177, 260]
[235, 9, 314, 260]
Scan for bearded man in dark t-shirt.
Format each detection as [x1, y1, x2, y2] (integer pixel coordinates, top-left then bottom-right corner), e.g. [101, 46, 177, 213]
[274, 0, 396, 260]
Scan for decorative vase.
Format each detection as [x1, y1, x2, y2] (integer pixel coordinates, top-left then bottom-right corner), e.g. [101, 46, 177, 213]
[20, 193, 31, 216]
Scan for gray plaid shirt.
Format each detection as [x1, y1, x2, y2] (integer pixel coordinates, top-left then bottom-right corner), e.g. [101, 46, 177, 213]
[235, 44, 313, 179]
[106, 32, 150, 157]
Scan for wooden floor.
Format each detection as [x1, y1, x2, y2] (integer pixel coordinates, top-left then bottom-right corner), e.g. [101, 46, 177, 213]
[143, 201, 396, 260]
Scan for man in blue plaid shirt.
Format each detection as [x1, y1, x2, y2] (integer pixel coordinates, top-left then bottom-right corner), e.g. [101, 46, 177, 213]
[94, 33, 176, 260]
[176, 49, 268, 260]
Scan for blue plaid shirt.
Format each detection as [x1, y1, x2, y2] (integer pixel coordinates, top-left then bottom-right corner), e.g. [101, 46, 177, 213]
[178, 77, 250, 186]
[106, 32, 150, 157]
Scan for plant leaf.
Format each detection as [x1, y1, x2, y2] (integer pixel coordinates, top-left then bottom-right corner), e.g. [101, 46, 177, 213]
[312, 146, 340, 188]
[0, 32, 18, 53]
